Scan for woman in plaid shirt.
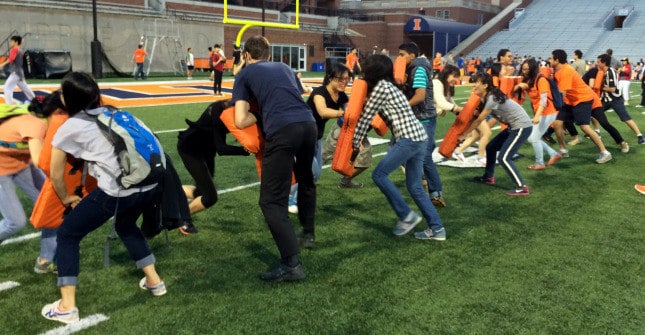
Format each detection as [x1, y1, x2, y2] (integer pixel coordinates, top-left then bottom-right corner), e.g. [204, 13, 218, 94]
[353, 55, 445, 241]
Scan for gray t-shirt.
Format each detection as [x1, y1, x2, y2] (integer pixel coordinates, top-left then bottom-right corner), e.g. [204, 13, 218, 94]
[484, 95, 532, 130]
[52, 107, 154, 197]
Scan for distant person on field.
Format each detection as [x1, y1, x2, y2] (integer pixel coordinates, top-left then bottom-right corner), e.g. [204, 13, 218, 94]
[617, 57, 632, 104]
[0, 35, 35, 104]
[185, 47, 194, 79]
[571, 49, 586, 77]
[345, 48, 361, 80]
[212, 44, 225, 95]
[131, 44, 147, 80]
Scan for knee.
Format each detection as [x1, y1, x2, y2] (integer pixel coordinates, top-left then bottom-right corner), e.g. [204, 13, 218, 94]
[200, 192, 218, 208]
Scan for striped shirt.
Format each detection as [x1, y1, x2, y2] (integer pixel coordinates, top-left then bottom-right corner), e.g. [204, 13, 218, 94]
[353, 80, 427, 149]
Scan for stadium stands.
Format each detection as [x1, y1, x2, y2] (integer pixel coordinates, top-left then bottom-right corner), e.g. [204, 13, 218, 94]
[469, 0, 644, 61]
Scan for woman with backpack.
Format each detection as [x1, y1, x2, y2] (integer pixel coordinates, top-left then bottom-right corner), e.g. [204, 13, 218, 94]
[41, 72, 166, 325]
[514, 58, 562, 170]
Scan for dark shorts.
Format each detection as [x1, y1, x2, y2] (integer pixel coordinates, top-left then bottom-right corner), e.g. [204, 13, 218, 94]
[556, 100, 592, 125]
[187, 65, 195, 70]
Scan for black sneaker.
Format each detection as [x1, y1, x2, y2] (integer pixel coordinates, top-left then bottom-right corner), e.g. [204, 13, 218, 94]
[297, 231, 316, 249]
[260, 263, 306, 282]
[179, 222, 198, 235]
[638, 136, 645, 145]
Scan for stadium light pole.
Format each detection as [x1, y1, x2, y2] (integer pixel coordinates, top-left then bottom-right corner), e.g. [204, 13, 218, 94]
[91, 0, 103, 78]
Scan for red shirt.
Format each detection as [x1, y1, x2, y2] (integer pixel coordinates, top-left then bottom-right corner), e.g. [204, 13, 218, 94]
[212, 52, 224, 72]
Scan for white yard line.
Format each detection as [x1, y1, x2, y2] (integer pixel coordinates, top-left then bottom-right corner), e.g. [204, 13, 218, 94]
[0, 232, 40, 246]
[0, 281, 20, 292]
[40, 314, 110, 335]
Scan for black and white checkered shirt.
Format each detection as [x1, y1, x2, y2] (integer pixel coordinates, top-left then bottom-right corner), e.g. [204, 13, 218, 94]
[353, 80, 427, 149]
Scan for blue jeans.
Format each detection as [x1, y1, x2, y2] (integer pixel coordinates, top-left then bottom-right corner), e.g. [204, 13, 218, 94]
[527, 113, 558, 165]
[0, 165, 44, 239]
[135, 62, 145, 79]
[372, 138, 443, 231]
[56, 188, 157, 286]
[421, 119, 443, 198]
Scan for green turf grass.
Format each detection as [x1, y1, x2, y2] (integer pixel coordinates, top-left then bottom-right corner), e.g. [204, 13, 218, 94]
[1, 84, 644, 334]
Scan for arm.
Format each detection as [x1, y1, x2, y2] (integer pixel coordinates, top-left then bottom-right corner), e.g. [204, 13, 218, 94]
[51, 147, 81, 207]
[458, 108, 492, 141]
[432, 80, 460, 114]
[214, 132, 249, 156]
[313, 94, 343, 119]
[28, 138, 43, 167]
[234, 100, 257, 129]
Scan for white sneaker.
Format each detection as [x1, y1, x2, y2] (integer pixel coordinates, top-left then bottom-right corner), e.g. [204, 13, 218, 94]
[595, 151, 612, 164]
[620, 141, 630, 153]
[42, 299, 79, 324]
[476, 156, 487, 167]
[452, 150, 465, 162]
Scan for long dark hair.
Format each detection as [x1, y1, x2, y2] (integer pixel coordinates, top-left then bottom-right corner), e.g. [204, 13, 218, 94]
[323, 62, 350, 86]
[521, 58, 540, 88]
[362, 54, 394, 94]
[28, 90, 65, 118]
[437, 64, 460, 98]
[471, 72, 507, 104]
[61, 72, 101, 116]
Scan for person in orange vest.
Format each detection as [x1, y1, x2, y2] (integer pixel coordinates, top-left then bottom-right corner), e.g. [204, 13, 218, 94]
[345, 48, 361, 81]
[467, 57, 476, 76]
[131, 44, 147, 80]
[432, 52, 443, 75]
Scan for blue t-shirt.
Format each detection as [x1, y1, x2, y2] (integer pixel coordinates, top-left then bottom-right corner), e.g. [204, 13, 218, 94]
[232, 61, 314, 138]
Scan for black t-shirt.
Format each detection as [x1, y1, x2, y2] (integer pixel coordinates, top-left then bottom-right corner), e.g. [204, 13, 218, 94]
[582, 67, 598, 85]
[233, 50, 241, 65]
[306, 85, 349, 139]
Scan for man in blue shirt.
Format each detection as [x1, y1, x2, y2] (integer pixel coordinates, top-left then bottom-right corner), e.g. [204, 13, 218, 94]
[233, 36, 316, 282]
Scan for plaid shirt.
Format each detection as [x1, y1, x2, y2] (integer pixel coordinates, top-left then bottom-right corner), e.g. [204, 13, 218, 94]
[353, 80, 427, 149]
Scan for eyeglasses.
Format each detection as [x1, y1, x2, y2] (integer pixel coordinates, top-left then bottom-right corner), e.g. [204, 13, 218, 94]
[335, 76, 350, 82]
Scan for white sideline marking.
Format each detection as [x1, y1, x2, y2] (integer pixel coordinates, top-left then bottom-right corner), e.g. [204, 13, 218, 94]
[0, 232, 40, 246]
[155, 128, 186, 134]
[40, 314, 109, 335]
[0, 281, 20, 292]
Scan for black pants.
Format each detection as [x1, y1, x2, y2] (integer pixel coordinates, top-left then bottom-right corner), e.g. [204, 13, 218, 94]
[260, 122, 317, 260]
[640, 81, 645, 106]
[591, 107, 624, 145]
[213, 70, 223, 94]
[178, 151, 217, 208]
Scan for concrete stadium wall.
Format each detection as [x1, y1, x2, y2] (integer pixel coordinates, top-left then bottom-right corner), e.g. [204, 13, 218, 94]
[0, 5, 223, 75]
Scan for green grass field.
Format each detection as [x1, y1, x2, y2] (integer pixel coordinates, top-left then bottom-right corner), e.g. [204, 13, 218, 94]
[1, 81, 644, 334]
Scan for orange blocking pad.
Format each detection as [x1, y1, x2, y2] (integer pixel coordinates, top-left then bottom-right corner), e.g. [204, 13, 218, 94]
[332, 79, 368, 177]
[438, 92, 482, 158]
[393, 56, 407, 85]
[219, 106, 263, 154]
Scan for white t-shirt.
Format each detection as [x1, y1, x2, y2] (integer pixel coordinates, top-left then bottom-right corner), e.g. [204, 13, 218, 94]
[52, 107, 155, 197]
[186, 53, 194, 66]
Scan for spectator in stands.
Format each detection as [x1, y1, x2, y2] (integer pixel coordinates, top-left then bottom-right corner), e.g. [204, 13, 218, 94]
[41, 72, 165, 324]
[212, 44, 225, 96]
[398, 42, 445, 207]
[0, 36, 35, 105]
[550, 49, 612, 163]
[131, 44, 147, 80]
[464, 72, 532, 196]
[185, 47, 194, 79]
[571, 50, 586, 77]
[618, 57, 632, 105]
[353, 54, 445, 240]
[596, 54, 645, 145]
[233, 36, 316, 282]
